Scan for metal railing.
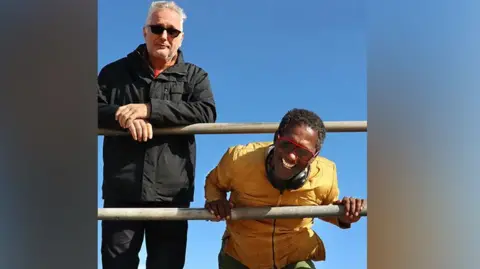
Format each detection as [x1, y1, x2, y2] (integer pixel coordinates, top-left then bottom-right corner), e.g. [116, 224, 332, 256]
[97, 121, 367, 220]
[98, 205, 367, 221]
[98, 121, 367, 136]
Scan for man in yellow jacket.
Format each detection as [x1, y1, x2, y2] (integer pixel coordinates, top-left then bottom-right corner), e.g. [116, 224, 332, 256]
[204, 108, 366, 269]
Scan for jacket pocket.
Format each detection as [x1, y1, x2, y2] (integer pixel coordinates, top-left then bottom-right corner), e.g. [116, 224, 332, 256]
[149, 82, 186, 102]
[170, 86, 185, 103]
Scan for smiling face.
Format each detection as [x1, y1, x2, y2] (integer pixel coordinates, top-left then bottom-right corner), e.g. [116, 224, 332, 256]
[143, 8, 184, 62]
[271, 123, 319, 181]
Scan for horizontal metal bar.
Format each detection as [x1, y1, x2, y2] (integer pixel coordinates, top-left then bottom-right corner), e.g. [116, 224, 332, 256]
[98, 121, 367, 136]
[98, 205, 367, 221]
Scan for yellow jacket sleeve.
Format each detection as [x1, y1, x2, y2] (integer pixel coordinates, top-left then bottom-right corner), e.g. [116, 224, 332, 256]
[318, 163, 351, 229]
[204, 146, 237, 202]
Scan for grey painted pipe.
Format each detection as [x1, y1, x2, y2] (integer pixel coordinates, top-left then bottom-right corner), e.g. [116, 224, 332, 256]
[98, 121, 367, 136]
[98, 205, 368, 221]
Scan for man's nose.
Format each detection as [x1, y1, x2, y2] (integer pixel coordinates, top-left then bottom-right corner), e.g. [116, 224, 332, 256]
[286, 151, 298, 162]
[159, 29, 168, 39]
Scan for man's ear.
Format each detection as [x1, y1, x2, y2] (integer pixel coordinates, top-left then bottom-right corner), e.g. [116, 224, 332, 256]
[273, 130, 280, 143]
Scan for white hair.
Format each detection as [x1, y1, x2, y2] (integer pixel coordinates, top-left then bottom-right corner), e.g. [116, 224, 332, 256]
[145, 1, 187, 27]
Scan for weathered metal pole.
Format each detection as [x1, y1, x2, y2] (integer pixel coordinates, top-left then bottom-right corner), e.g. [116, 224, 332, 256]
[98, 205, 367, 221]
[98, 121, 367, 136]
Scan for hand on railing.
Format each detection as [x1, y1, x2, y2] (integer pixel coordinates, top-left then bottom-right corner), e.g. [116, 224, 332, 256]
[332, 197, 366, 224]
[126, 119, 153, 142]
[115, 103, 151, 128]
[205, 199, 235, 221]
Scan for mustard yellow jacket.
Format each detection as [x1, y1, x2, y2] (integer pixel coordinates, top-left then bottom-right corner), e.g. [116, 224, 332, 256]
[204, 142, 346, 269]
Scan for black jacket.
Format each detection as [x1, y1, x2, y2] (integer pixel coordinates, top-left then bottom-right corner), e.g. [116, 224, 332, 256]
[98, 44, 217, 204]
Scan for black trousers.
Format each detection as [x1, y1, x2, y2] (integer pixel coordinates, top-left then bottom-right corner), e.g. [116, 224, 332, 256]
[101, 200, 190, 269]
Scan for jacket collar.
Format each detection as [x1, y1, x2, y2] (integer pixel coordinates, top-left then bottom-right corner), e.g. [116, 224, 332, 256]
[128, 43, 188, 78]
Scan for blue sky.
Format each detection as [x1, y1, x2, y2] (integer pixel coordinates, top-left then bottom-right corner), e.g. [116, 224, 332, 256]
[97, 1, 366, 268]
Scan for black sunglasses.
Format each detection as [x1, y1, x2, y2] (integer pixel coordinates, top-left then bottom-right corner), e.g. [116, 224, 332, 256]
[147, 25, 182, 38]
[276, 136, 318, 163]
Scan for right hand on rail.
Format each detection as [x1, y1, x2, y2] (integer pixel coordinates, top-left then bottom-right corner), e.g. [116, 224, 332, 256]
[205, 199, 234, 221]
[127, 119, 153, 142]
[115, 103, 151, 128]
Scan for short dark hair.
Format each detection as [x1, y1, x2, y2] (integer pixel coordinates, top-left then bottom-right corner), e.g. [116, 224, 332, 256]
[275, 108, 327, 151]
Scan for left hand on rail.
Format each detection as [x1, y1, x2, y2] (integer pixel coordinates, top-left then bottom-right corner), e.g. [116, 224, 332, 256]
[115, 103, 152, 128]
[127, 119, 153, 142]
[333, 196, 366, 224]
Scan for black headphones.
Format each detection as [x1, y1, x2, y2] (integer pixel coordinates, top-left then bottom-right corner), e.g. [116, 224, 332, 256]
[265, 145, 310, 191]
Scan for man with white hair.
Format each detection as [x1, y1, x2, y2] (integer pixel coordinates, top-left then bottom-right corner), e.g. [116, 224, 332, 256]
[97, 2, 217, 269]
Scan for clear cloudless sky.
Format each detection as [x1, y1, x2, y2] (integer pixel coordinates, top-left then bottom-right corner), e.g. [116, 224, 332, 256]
[97, 1, 366, 268]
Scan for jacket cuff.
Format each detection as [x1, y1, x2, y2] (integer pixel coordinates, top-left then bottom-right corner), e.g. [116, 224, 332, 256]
[205, 193, 226, 203]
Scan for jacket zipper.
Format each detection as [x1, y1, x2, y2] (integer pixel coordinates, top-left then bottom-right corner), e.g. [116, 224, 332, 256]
[272, 190, 284, 269]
